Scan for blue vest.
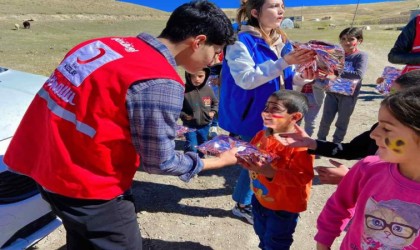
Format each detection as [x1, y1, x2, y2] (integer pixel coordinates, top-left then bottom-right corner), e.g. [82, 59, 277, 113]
[219, 32, 295, 137]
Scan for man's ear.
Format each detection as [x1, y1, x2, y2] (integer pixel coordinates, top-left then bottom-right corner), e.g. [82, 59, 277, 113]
[293, 112, 303, 122]
[192, 35, 207, 50]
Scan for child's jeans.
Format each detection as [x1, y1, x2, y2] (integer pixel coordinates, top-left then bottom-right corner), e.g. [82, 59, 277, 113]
[252, 196, 299, 250]
[302, 84, 325, 136]
[184, 124, 211, 158]
[317, 92, 358, 143]
[232, 135, 254, 205]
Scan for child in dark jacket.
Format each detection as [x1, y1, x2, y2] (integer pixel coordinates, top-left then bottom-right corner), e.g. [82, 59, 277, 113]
[181, 68, 219, 158]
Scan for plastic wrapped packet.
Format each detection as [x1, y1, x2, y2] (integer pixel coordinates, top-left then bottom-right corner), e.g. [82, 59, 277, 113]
[235, 144, 274, 165]
[326, 78, 360, 96]
[175, 124, 196, 138]
[197, 135, 274, 164]
[197, 135, 245, 156]
[293, 40, 345, 79]
[375, 66, 401, 95]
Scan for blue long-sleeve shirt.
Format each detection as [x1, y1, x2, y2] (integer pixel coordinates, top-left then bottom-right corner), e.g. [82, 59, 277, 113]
[125, 33, 203, 182]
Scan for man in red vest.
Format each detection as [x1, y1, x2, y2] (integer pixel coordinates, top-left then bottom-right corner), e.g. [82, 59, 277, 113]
[389, 14, 420, 73]
[4, 1, 236, 249]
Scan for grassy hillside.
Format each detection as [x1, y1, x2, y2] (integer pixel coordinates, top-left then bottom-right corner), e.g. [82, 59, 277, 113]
[0, 0, 414, 79]
[225, 0, 417, 28]
[0, 0, 169, 75]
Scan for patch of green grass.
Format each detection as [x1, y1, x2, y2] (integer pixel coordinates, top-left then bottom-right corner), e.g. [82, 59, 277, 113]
[0, 0, 411, 82]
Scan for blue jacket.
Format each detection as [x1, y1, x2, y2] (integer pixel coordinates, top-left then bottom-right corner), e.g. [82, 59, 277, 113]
[219, 32, 295, 137]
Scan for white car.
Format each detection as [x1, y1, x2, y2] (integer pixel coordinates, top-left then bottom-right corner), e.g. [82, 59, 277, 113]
[0, 67, 62, 249]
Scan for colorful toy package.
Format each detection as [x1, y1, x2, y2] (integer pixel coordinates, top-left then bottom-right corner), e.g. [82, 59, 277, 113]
[197, 135, 274, 164]
[293, 40, 345, 79]
[375, 66, 401, 95]
[235, 144, 274, 165]
[326, 78, 360, 96]
[175, 124, 196, 138]
[196, 135, 246, 156]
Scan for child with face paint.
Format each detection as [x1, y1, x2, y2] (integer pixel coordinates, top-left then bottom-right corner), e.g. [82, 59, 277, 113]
[315, 86, 420, 250]
[317, 27, 368, 144]
[219, 0, 316, 225]
[275, 70, 420, 185]
[237, 90, 314, 250]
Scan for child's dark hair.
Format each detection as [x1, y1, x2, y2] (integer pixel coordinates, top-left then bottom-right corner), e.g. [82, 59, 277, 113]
[395, 70, 420, 89]
[269, 90, 308, 120]
[159, 0, 235, 46]
[339, 27, 363, 41]
[381, 86, 420, 136]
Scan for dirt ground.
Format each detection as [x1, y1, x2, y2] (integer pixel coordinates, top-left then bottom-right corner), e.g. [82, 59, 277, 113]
[31, 80, 382, 250]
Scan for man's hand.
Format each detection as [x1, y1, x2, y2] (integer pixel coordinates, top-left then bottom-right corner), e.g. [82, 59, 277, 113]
[217, 147, 238, 166]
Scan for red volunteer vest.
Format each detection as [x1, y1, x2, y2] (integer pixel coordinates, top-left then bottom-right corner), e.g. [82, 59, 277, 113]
[4, 37, 183, 199]
[402, 15, 420, 74]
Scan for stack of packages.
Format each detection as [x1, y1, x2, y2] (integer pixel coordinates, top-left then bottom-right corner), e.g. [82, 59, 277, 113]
[197, 135, 274, 164]
[294, 40, 345, 79]
[294, 40, 359, 96]
[375, 66, 402, 95]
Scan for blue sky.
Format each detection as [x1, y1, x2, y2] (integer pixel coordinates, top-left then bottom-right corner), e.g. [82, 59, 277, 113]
[117, 0, 397, 12]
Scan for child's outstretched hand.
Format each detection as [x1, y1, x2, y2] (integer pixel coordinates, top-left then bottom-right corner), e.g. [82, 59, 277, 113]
[316, 242, 331, 250]
[376, 77, 385, 84]
[274, 124, 317, 150]
[209, 111, 215, 119]
[301, 66, 317, 80]
[237, 154, 276, 178]
[314, 159, 349, 185]
[184, 115, 193, 121]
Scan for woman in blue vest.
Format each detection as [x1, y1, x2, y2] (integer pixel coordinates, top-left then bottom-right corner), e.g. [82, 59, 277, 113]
[218, 0, 316, 224]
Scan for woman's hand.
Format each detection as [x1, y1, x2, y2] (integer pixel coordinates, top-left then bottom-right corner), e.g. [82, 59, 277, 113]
[284, 48, 316, 65]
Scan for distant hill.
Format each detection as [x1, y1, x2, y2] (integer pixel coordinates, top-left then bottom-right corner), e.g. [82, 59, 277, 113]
[0, 0, 170, 20]
[224, 0, 417, 26]
[2, 0, 413, 25]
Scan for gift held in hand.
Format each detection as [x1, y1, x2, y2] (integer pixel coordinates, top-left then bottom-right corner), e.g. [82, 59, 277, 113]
[197, 135, 274, 164]
[293, 40, 345, 79]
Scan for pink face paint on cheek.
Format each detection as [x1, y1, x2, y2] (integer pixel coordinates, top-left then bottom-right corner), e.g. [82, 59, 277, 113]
[272, 114, 285, 119]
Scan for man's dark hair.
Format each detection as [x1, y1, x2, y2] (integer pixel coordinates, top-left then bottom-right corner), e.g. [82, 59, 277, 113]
[159, 0, 235, 46]
[395, 69, 420, 89]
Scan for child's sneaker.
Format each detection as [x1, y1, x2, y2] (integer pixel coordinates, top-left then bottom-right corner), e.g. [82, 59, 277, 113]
[208, 126, 219, 139]
[232, 203, 253, 224]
